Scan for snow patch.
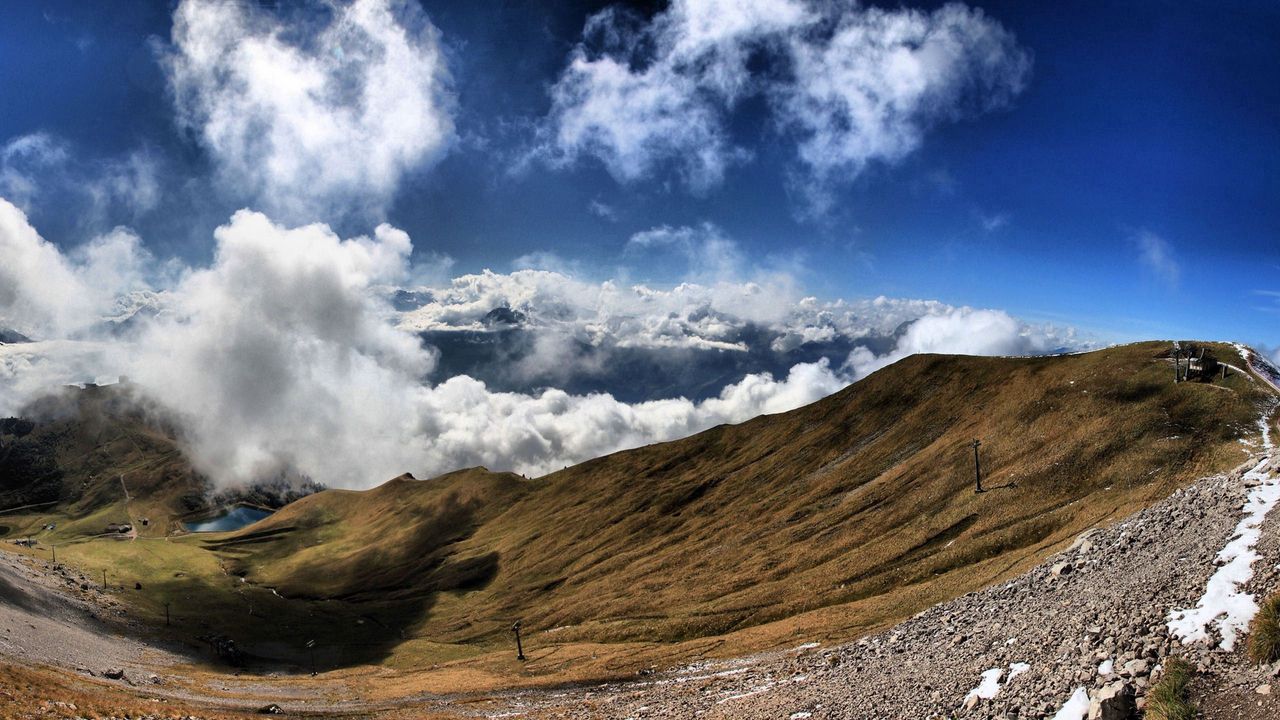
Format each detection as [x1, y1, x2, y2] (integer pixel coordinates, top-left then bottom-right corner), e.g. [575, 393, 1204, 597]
[965, 668, 1004, 701]
[1051, 686, 1090, 720]
[1167, 439, 1280, 650]
[964, 662, 1031, 704]
[1097, 659, 1114, 676]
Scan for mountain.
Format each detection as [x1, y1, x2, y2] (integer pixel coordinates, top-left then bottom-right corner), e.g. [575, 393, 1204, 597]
[0, 328, 32, 344]
[204, 342, 1273, 664]
[1, 341, 1274, 683]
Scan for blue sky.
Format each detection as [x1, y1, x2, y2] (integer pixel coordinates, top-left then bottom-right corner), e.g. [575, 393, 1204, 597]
[2, 0, 1279, 487]
[2, 0, 1278, 349]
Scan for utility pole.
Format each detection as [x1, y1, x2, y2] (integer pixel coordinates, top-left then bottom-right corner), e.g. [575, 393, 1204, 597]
[51, 545, 55, 563]
[512, 621, 526, 661]
[103, 569, 107, 589]
[306, 639, 317, 675]
[971, 439, 983, 493]
[165, 602, 171, 626]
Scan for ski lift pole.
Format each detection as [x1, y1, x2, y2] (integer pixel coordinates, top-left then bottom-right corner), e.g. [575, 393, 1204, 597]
[512, 621, 526, 661]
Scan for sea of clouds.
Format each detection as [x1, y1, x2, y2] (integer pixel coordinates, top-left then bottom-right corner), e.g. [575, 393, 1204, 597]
[0, 198, 1084, 489]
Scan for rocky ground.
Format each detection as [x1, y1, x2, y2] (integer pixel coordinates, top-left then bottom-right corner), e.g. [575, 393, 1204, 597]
[0, 547, 187, 683]
[468, 446, 1280, 719]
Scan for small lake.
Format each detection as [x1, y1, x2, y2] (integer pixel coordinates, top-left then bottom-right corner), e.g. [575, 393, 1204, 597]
[183, 505, 273, 533]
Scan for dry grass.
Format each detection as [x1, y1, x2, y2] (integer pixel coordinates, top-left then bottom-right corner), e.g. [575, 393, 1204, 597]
[202, 341, 1271, 670]
[0, 662, 253, 719]
[1248, 591, 1280, 665]
[2, 341, 1274, 687]
[1146, 656, 1197, 720]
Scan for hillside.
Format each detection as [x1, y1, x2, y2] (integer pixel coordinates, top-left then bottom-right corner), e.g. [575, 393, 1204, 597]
[1, 341, 1275, 689]
[203, 341, 1274, 670]
[0, 383, 210, 539]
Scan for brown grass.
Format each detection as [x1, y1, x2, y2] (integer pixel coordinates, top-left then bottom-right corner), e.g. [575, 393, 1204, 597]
[207, 341, 1271, 671]
[3, 341, 1274, 687]
[0, 662, 252, 719]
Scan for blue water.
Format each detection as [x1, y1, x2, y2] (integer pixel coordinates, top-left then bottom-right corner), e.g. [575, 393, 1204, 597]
[183, 506, 272, 533]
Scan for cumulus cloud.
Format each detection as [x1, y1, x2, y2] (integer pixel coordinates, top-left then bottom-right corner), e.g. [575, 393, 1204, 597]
[1134, 230, 1180, 287]
[537, 0, 1029, 209]
[398, 262, 1083, 407]
[0, 198, 157, 339]
[843, 307, 1059, 378]
[162, 0, 454, 222]
[777, 3, 1030, 213]
[536, 0, 808, 189]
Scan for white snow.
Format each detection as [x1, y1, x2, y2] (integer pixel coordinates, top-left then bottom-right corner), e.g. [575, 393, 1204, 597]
[1167, 411, 1279, 651]
[789, 713, 812, 719]
[1097, 659, 1114, 676]
[1051, 686, 1091, 720]
[965, 668, 1004, 701]
[964, 662, 1031, 703]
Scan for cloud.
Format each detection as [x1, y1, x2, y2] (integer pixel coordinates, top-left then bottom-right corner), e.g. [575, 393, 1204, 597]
[0, 198, 157, 339]
[977, 211, 1010, 232]
[842, 307, 1060, 378]
[777, 3, 1030, 213]
[0, 133, 160, 227]
[626, 222, 746, 281]
[398, 263, 1084, 406]
[535, 0, 808, 190]
[588, 199, 618, 221]
[1134, 230, 1180, 286]
[0, 133, 69, 209]
[1, 203, 1085, 490]
[536, 0, 1029, 210]
[162, 0, 454, 222]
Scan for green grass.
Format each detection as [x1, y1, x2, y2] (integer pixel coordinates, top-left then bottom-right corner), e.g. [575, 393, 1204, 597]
[1146, 657, 1196, 720]
[1249, 591, 1280, 665]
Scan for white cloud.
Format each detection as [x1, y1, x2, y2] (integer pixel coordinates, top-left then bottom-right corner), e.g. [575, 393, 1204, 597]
[588, 199, 618, 221]
[626, 222, 747, 282]
[843, 307, 1059, 378]
[537, 0, 808, 190]
[0, 198, 157, 339]
[0, 133, 69, 210]
[538, 0, 1029, 209]
[977, 211, 1010, 232]
[0, 133, 160, 225]
[1134, 230, 1180, 286]
[777, 3, 1030, 213]
[162, 0, 454, 222]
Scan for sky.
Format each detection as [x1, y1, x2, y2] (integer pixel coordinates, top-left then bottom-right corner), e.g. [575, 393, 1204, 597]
[1, 0, 1278, 489]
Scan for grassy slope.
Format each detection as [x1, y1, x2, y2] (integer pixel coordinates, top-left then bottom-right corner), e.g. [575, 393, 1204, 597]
[216, 342, 1272, 662]
[2, 341, 1275, 686]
